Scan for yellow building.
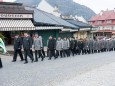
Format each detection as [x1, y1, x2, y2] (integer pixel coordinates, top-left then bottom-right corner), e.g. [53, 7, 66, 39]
[65, 19, 92, 39]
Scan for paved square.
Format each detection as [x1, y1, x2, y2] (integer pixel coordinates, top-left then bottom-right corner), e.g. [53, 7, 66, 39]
[1, 51, 115, 86]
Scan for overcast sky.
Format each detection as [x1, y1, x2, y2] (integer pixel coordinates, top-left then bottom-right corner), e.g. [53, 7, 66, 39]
[73, 0, 115, 13]
[3, 0, 115, 14]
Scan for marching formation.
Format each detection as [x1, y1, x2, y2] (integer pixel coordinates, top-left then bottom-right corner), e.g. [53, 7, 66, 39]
[12, 32, 115, 64]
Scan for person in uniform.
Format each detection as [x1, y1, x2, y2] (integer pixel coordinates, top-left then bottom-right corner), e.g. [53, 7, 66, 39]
[75, 37, 79, 55]
[47, 36, 56, 60]
[78, 38, 84, 55]
[112, 38, 115, 51]
[12, 34, 24, 62]
[103, 38, 107, 52]
[93, 39, 98, 53]
[70, 37, 75, 56]
[97, 39, 101, 53]
[109, 38, 113, 51]
[100, 38, 105, 52]
[104, 38, 108, 52]
[22, 32, 34, 64]
[106, 39, 110, 51]
[28, 34, 34, 58]
[84, 38, 89, 54]
[73, 37, 77, 55]
[33, 33, 44, 62]
[89, 38, 94, 54]
[39, 36, 45, 58]
[62, 37, 70, 57]
[55, 37, 63, 58]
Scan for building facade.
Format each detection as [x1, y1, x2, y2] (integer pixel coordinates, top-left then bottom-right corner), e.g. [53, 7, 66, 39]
[0, 2, 78, 46]
[0, 2, 34, 44]
[89, 9, 115, 37]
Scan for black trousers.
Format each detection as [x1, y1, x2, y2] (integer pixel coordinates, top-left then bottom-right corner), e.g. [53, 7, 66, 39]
[0, 58, 3, 68]
[35, 50, 43, 61]
[49, 50, 55, 59]
[41, 49, 45, 57]
[63, 49, 69, 57]
[13, 49, 23, 61]
[24, 49, 34, 62]
[55, 50, 63, 58]
[78, 48, 84, 55]
[84, 49, 87, 54]
[94, 50, 97, 53]
[30, 50, 33, 57]
[89, 49, 94, 54]
[76, 49, 79, 55]
[68, 49, 71, 56]
[70, 48, 75, 56]
[109, 48, 113, 51]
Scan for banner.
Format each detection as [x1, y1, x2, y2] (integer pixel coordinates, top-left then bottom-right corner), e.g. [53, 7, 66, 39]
[0, 38, 7, 54]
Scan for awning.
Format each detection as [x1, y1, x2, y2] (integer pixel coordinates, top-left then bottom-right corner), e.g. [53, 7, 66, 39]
[35, 26, 63, 30]
[61, 28, 78, 32]
[0, 19, 35, 31]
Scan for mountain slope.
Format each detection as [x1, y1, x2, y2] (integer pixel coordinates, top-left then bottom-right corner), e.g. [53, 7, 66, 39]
[16, 0, 96, 20]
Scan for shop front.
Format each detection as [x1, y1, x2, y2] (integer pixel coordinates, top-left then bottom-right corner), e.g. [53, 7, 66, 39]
[0, 2, 34, 45]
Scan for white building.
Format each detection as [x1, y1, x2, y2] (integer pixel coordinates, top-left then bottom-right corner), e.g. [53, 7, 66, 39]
[75, 15, 87, 23]
[37, 0, 61, 17]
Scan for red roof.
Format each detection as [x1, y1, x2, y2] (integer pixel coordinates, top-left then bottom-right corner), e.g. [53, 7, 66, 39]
[89, 10, 115, 21]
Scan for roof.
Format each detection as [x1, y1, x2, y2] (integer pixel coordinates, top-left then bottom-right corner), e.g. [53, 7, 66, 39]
[65, 19, 92, 28]
[89, 10, 115, 21]
[37, 0, 54, 14]
[0, 2, 33, 14]
[25, 6, 78, 28]
[0, 2, 22, 5]
[0, 19, 35, 31]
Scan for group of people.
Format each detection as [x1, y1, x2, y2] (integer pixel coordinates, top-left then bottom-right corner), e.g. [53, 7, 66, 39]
[47, 36, 115, 59]
[12, 32, 115, 64]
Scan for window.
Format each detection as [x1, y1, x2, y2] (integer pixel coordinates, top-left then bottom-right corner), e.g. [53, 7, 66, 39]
[107, 20, 112, 24]
[96, 21, 102, 24]
[88, 22, 91, 24]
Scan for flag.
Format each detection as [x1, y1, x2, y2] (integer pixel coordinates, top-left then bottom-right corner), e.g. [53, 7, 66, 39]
[0, 38, 7, 54]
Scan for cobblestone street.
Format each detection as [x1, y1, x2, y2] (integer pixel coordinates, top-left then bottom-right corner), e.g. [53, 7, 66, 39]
[1, 51, 115, 86]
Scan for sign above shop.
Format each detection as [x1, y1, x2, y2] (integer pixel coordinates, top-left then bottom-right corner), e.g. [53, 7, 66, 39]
[0, 14, 33, 19]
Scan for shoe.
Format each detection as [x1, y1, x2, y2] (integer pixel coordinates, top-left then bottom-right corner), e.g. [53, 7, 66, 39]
[54, 57, 57, 59]
[34, 60, 38, 62]
[31, 59, 34, 63]
[41, 57, 44, 61]
[24, 62, 28, 64]
[48, 58, 51, 60]
[12, 60, 16, 62]
[0, 66, 3, 68]
[20, 59, 24, 61]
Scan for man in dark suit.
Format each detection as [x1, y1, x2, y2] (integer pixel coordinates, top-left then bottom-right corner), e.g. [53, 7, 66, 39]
[12, 34, 24, 62]
[23, 32, 34, 64]
[47, 36, 56, 60]
[78, 39, 84, 55]
[70, 37, 75, 56]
